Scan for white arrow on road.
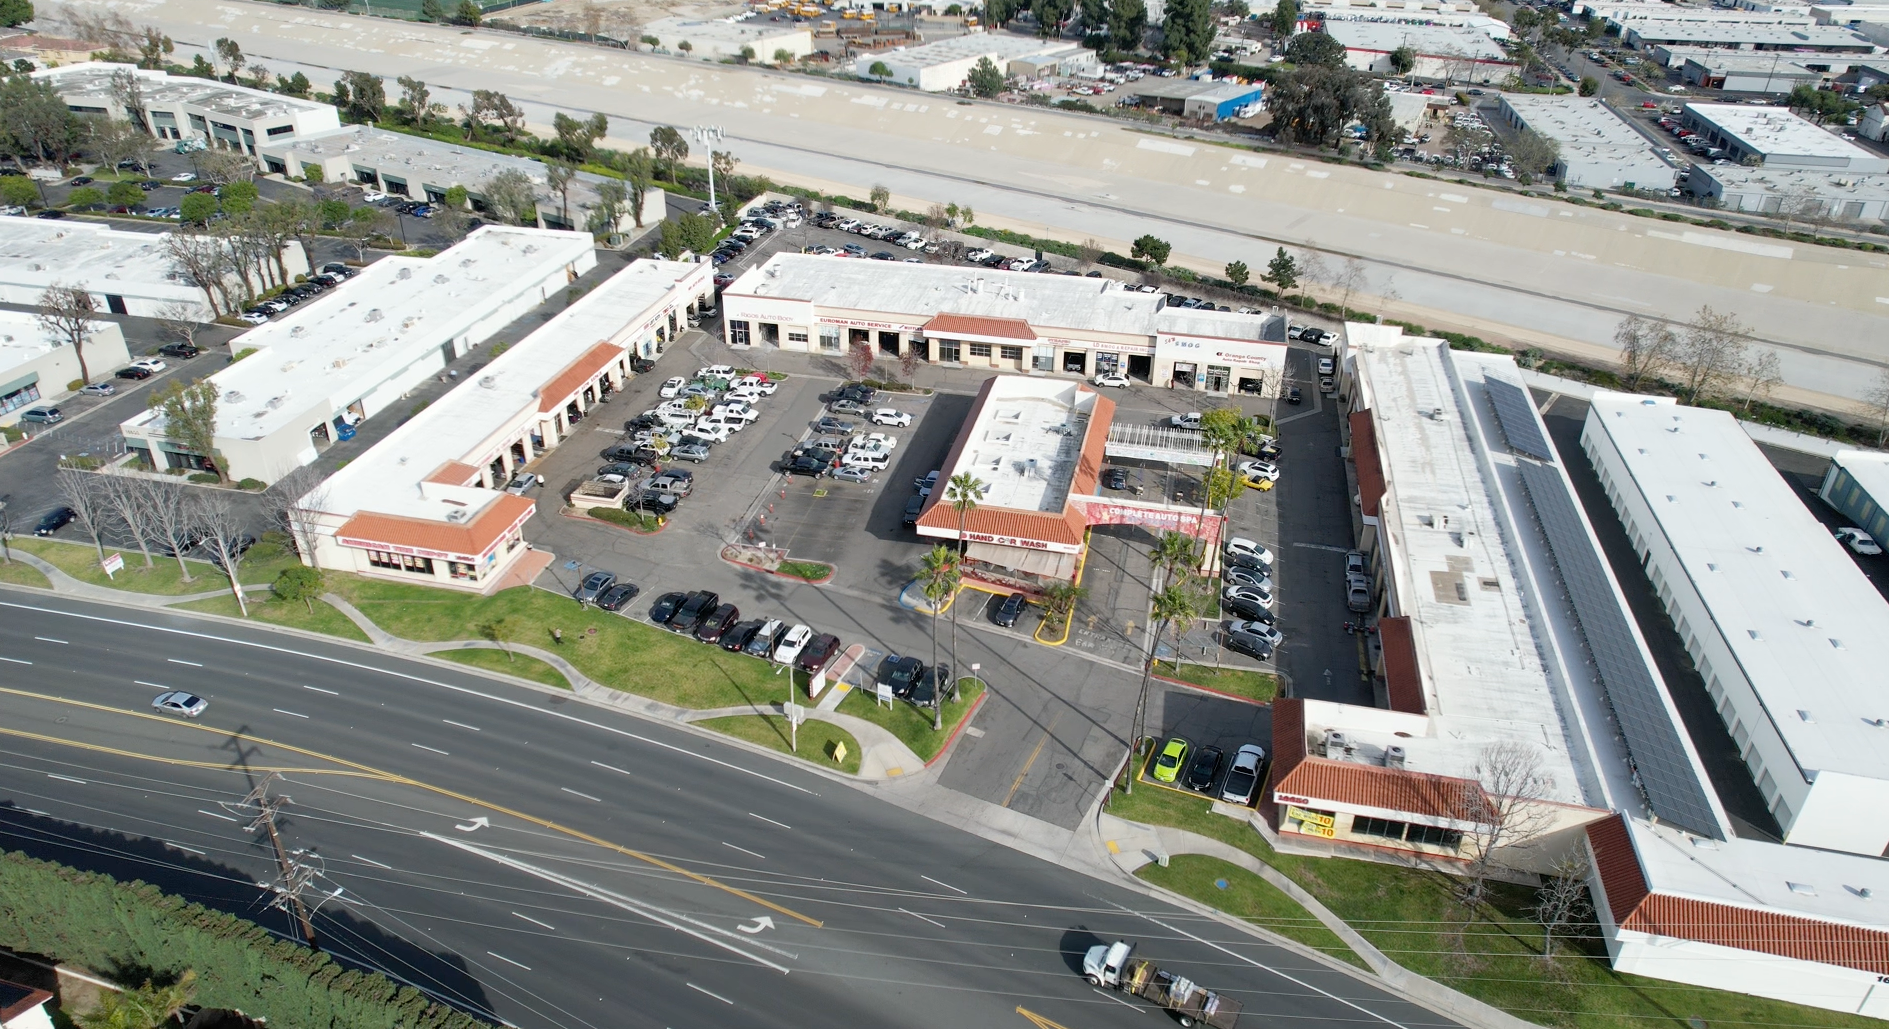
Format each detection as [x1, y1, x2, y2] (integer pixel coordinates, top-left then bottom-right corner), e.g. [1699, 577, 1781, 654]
[736, 916, 775, 935]
[454, 816, 491, 832]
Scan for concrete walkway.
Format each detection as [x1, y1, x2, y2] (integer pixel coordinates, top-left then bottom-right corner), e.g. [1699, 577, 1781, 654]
[8, 550, 270, 608]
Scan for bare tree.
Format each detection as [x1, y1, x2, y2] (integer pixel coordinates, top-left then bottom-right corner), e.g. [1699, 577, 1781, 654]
[196, 491, 251, 616]
[54, 466, 112, 561]
[157, 301, 204, 351]
[1675, 306, 1749, 403]
[264, 465, 331, 558]
[161, 229, 236, 317]
[97, 468, 157, 568]
[1077, 237, 1103, 270]
[1334, 257, 1367, 316]
[1458, 741, 1556, 910]
[1298, 246, 1331, 301]
[139, 482, 203, 584]
[1530, 852, 1594, 961]
[1864, 367, 1889, 447]
[1614, 315, 1678, 392]
[1739, 347, 1783, 413]
[35, 284, 100, 386]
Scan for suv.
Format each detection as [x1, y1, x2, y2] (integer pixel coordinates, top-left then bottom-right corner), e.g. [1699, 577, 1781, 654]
[157, 343, 201, 359]
[668, 591, 720, 634]
[903, 495, 926, 526]
[877, 655, 925, 698]
[1346, 573, 1373, 613]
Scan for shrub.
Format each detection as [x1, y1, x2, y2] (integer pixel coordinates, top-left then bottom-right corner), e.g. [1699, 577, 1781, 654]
[236, 477, 267, 491]
[591, 507, 660, 531]
[67, 378, 85, 391]
[187, 472, 219, 483]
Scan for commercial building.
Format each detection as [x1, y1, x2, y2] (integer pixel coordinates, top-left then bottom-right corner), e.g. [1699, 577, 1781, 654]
[1496, 94, 1677, 189]
[1671, 48, 1840, 91]
[37, 63, 341, 156]
[1861, 61, 1889, 88]
[720, 253, 1289, 395]
[1582, 392, 1889, 857]
[851, 32, 1086, 91]
[257, 126, 662, 236]
[1681, 101, 1889, 171]
[1006, 45, 1102, 80]
[0, 310, 129, 425]
[1322, 22, 1516, 84]
[1625, 21, 1879, 59]
[1579, 1, 1817, 31]
[0, 217, 297, 322]
[1864, 101, 1889, 141]
[641, 17, 814, 63]
[119, 227, 596, 483]
[1125, 78, 1265, 120]
[295, 258, 711, 593]
[1684, 163, 1889, 221]
[1819, 449, 1889, 546]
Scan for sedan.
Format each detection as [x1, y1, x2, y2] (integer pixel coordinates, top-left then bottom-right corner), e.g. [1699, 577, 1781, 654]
[596, 582, 642, 612]
[877, 655, 925, 698]
[832, 466, 873, 483]
[504, 473, 541, 495]
[719, 619, 766, 652]
[151, 691, 209, 718]
[78, 382, 116, 397]
[795, 632, 842, 674]
[1184, 745, 1225, 793]
[1228, 618, 1283, 650]
[813, 417, 856, 435]
[131, 357, 167, 373]
[1092, 371, 1130, 388]
[33, 507, 75, 536]
[648, 591, 688, 624]
[1220, 744, 1266, 805]
[1224, 537, 1274, 567]
[1101, 468, 1132, 492]
[1223, 584, 1276, 612]
[1226, 628, 1274, 660]
[869, 408, 912, 427]
[773, 623, 814, 664]
[1836, 527, 1882, 556]
[744, 619, 786, 658]
[573, 570, 618, 604]
[1152, 736, 1189, 783]
[658, 376, 687, 398]
[1223, 566, 1273, 591]
[693, 603, 740, 643]
[157, 343, 201, 359]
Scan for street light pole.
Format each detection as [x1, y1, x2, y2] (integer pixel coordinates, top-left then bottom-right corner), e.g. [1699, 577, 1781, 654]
[691, 124, 725, 218]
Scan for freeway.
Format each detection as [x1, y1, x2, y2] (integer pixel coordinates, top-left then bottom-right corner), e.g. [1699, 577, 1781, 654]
[0, 590, 1460, 1029]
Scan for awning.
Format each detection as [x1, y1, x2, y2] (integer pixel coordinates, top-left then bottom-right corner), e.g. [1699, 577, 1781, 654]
[966, 541, 1079, 580]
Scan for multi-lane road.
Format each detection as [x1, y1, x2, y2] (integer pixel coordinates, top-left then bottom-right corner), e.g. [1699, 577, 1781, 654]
[0, 589, 1460, 1029]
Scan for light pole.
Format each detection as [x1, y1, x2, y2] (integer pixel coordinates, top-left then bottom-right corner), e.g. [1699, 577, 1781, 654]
[691, 124, 725, 218]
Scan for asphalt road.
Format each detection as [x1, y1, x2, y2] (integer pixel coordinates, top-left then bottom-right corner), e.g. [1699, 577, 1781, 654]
[0, 590, 1463, 1029]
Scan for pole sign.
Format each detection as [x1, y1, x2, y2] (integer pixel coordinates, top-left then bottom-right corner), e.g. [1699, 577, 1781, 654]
[100, 553, 124, 578]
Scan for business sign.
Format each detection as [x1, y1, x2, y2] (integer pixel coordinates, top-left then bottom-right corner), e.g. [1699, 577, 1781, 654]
[1276, 793, 1311, 806]
[1301, 821, 1337, 839]
[819, 316, 925, 333]
[916, 524, 1085, 554]
[100, 553, 124, 578]
[339, 537, 469, 563]
[1158, 334, 1288, 369]
[1286, 805, 1334, 829]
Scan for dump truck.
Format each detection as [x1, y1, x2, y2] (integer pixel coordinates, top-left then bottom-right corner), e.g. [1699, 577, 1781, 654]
[1083, 941, 1242, 1028]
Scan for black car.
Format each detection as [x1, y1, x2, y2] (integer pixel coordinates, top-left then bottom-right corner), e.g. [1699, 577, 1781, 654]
[34, 209, 64, 219]
[601, 444, 643, 462]
[877, 655, 924, 698]
[574, 570, 617, 604]
[596, 582, 642, 612]
[719, 619, 765, 652]
[33, 507, 74, 536]
[1286, 386, 1303, 405]
[795, 633, 842, 674]
[1222, 596, 1272, 622]
[1101, 468, 1131, 491]
[157, 343, 200, 359]
[1225, 630, 1273, 660]
[835, 383, 877, 404]
[668, 591, 719, 634]
[640, 492, 680, 515]
[115, 365, 152, 380]
[787, 449, 839, 477]
[693, 603, 740, 644]
[909, 663, 951, 707]
[630, 357, 656, 374]
[1183, 745, 1225, 793]
[598, 462, 641, 478]
[903, 495, 926, 526]
[991, 592, 1027, 628]
[744, 621, 786, 657]
[648, 591, 688, 624]
[625, 414, 662, 431]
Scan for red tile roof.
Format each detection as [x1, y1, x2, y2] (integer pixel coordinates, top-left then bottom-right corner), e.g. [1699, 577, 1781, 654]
[424, 461, 481, 486]
[1378, 617, 1425, 715]
[336, 493, 535, 560]
[1350, 411, 1384, 518]
[1588, 815, 1889, 975]
[924, 313, 1038, 341]
[1271, 697, 1309, 785]
[1275, 753, 1495, 824]
[539, 342, 622, 413]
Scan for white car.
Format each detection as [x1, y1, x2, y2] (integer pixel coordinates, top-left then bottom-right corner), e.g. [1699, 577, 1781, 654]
[712, 403, 759, 424]
[1093, 372, 1130, 388]
[1169, 412, 1202, 431]
[851, 432, 899, 452]
[773, 624, 814, 664]
[732, 375, 778, 396]
[1836, 527, 1882, 556]
[658, 376, 687, 398]
[1222, 584, 1277, 611]
[170, 171, 197, 182]
[870, 408, 912, 427]
[966, 247, 994, 262]
[1219, 743, 1267, 805]
[848, 442, 893, 461]
[361, 189, 388, 203]
[1225, 537, 1275, 567]
[655, 409, 695, 429]
[1237, 459, 1280, 483]
[132, 357, 167, 373]
[696, 364, 736, 380]
[691, 420, 735, 441]
[151, 690, 208, 718]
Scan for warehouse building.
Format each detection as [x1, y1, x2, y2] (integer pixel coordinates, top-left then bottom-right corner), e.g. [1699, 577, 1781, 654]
[851, 32, 1089, 91]
[1497, 94, 1677, 189]
[1626, 21, 1879, 59]
[0, 217, 301, 322]
[721, 254, 1289, 395]
[1684, 163, 1889, 221]
[1323, 22, 1516, 83]
[1312, 5, 1513, 39]
[295, 258, 710, 593]
[1581, 392, 1889, 858]
[1818, 449, 1889, 543]
[0, 310, 129, 426]
[1125, 78, 1265, 121]
[642, 17, 813, 63]
[1671, 48, 1843, 91]
[119, 227, 596, 483]
[37, 63, 341, 156]
[1681, 102, 1889, 171]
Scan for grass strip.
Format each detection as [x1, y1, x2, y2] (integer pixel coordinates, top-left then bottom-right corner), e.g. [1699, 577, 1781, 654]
[0, 560, 50, 588]
[12, 536, 301, 595]
[1137, 855, 1369, 969]
[171, 594, 371, 643]
[836, 677, 984, 763]
[697, 714, 863, 774]
[434, 648, 571, 690]
[1153, 660, 1278, 702]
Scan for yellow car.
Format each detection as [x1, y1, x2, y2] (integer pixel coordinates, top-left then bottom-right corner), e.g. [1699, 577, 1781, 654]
[1152, 736, 1190, 783]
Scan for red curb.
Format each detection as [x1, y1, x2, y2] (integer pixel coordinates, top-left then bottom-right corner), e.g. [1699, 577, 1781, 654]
[1150, 671, 1273, 707]
[721, 553, 835, 585]
[564, 507, 665, 535]
[924, 688, 988, 768]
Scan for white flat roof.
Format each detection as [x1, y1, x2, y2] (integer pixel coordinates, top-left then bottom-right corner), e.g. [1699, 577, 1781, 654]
[188, 226, 591, 443]
[1632, 19, 1875, 42]
[642, 16, 810, 44]
[320, 258, 703, 524]
[37, 63, 331, 122]
[1501, 94, 1674, 166]
[0, 310, 62, 379]
[1831, 449, 1889, 504]
[1694, 163, 1889, 199]
[877, 32, 1073, 68]
[1626, 816, 1889, 932]
[953, 376, 1096, 513]
[1325, 21, 1511, 60]
[1686, 102, 1882, 160]
[1587, 392, 1889, 783]
[0, 217, 206, 304]
[1667, 46, 1841, 70]
[259, 126, 622, 212]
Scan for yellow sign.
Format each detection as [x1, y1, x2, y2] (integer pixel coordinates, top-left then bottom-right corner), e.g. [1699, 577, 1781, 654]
[830, 740, 848, 764]
[1303, 822, 1337, 838]
[1286, 805, 1334, 829]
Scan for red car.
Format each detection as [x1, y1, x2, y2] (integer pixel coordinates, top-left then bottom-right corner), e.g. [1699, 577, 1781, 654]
[795, 633, 842, 674]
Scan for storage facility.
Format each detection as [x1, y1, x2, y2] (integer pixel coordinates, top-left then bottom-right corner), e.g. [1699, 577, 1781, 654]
[1684, 163, 1889, 221]
[851, 32, 1084, 91]
[1124, 78, 1265, 120]
[0, 310, 129, 427]
[1818, 449, 1889, 544]
[1322, 22, 1516, 83]
[1672, 48, 1839, 92]
[1625, 21, 1879, 59]
[1681, 102, 1889, 171]
[37, 62, 341, 156]
[1497, 94, 1677, 189]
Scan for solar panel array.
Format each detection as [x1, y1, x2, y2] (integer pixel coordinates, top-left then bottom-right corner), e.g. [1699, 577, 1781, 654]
[1485, 378, 1557, 463]
[1515, 459, 1726, 840]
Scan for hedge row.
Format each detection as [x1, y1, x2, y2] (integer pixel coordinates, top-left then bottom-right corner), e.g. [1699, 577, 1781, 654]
[0, 849, 489, 1029]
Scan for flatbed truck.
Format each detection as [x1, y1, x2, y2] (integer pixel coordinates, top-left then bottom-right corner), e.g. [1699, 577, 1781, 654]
[1083, 940, 1242, 1028]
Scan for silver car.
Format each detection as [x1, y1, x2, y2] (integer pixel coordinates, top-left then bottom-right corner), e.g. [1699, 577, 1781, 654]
[151, 691, 208, 718]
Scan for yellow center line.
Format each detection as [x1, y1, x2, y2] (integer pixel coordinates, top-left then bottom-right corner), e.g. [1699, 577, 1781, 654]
[1002, 711, 1060, 808]
[0, 685, 823, 928]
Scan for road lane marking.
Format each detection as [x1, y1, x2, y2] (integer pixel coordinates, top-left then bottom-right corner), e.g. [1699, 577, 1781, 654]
[1092, 988, 1143, 1011]
[686, 983, 734, 1005]
[486, 951, 531, 971]
[411, 743, 449, 755]
[560, 787, 601, 802]
[167, 658, 202, 667]
[901, 907, 946, 929]
[590, 761, 632, 776]
[442, 719, 481, 732]
[33, 637, 67, 644]
[748, 812, 791, 829]
[133, 680, 166, 689]
[199, 809, 238, 822]
[351, 853, 392, 869]
[165, 841, 207, 856]
[922, 875, 967, 895]
[302, 684, 339, 695]
[0, 656, 32, 665]
[46, 774, 86, 784]
[273, 709, 308, 719]
[722, 841, 765, 860]
[1002, 728, 1053, 808]
[511, 911, 557, 931]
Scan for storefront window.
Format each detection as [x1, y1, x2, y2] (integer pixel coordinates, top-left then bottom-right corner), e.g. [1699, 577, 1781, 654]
[1032, 345, 1055, 372]
[1094, 353, 1119, 374]
[787, 330, 809, 345]
[448, 561, 477, 580]
[728, 320, 751, 346]
[1205, 364, 1231, 393]
[367, 551, 434, 575]
[1000, 345, 1025, 362]
[1172, 362, 1197, 388]
[937, 341, 961, 363]
[969, 343, 992, 359]
[1, 381, 41, 413]
[819, 326, 842, 352]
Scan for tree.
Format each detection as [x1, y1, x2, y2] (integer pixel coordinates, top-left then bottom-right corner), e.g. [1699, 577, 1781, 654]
[1284, 30, 1346, 68]
[107, 179, 145, 208]
[213, 37, 245, 82]
[0, 74, 79, 165]
[1614, 315, 1677, 391]
[1506, 129, 1560, 185]
[618, 147, 654, 227]
[397, 75, 432, 126]
[1224, 259, 1249, 286]
[1270, 0, 1296, 37]
[64, 186, 106, 210]
[775, 48, 795, 65]
[1126, 580, 1199, 792]
[1865, 367, 1889, 447]
[869, 183, 891, 211]
[1458, 741, 1556, 910]
[218, 180, 259, 216]
[917, 544, 959, 730]
[74, 970, 196, 1029]
[1739, 346, 1782, 413]
[420, 0, 447, 20]
[986, 0, 1020, 27]
[150, 378, 222, 482]
[1786, 84, 1853, 125]
[1162, 0, 1215, 65]
[1266, 65, 1391, 149]
[1264, 246, 1298, 293]
[280, 71, 312, 98]
[847, 338, 876, 381]
[1040, 581, 1087, 632]
[453, 0, 484, 26]
[942, 472, 989, 710]
[1531, 853, 1593, 961]
[86, 117, 151, 175]
[197, 491, 252, 616]
[0, 0, 31, 27]
[336, 71, 385, 123]
[1334, 255, 1366, 315]
[1578, 75, 1598, 97]
[544, 159, 577, 228]
[36, 284, 99, 386]
[649, 125, 688, 181]
[967, 56, 1005, 98]
[466, 90, 525, 143]
[1032, 0, 1073, 37]
[179, 192, 218, 226]
[1388, 45, 1416, 75]
[263, 464, 329, 560]
[588, 178, 627, 237]
[869, 60, 892, 80]
[343, 206, 393, 260]
[1676, 305, 1748, 403]
[553, 111, 609, 163]
[161, 227, 235, 316]
[678, 40, 694, 55]
[1079, 0, 1107, 34]
[1110, 0, 1147, 50]
[0, 175, 37, 208]
[54, 466, 111, 562]
[274, 566, 325, 614]
[139, 481, 203, 583]
[1130, 234, 1170, 266]
[481, 169, 538, 226]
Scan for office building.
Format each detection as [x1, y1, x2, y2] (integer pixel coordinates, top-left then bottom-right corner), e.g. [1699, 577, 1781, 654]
[1682, 102, 1889, 171]
[37, 62, 341, 156]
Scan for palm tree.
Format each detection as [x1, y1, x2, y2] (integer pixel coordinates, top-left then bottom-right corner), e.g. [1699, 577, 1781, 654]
[942, 472, 989, 715]
[76, 971, 196, 1029]
[918, 544, 959, 730]
[1152, 530, 1200, 589]
[1041, 581, 1088, 634]
[1127, 583, 1199, 795]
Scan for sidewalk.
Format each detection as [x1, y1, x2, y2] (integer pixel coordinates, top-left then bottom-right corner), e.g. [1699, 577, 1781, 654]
[8, 550, 268, 608]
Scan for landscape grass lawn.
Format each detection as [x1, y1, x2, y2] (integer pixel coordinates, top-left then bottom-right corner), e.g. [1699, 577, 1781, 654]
[328, 578, 789, 710]
[835, 677, 984, 763]
[1136, 855, 1368, 970]
[1153, 660, 1277, 703]
[434, 648, 571, 690]
[172, 594, 371, 643]
[13, 537, 301, 595]
[0, 560, 49, 588]
[775, 559, 833, 582]
[1108, 785, 1882, 1029]
[697, 714, 863, 774]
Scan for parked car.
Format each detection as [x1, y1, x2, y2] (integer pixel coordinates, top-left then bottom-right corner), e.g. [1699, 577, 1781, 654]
[693, 603, 740, 643]
[1346, 575, 1372, 614]
[1092, 372, 1130, 388]
[504, 472, 541, 495]
[78, 382, 115, 397]
[1168, 412, 1202, 431]
[1223, 566, 1273, 591]
[668, 591, 720, 634]
[720, 619, 765, 652]
[33, 506, 74, 536]
[17, 407, 61, 426]
[1102, 468, 1134, 492]
[991, 592, 1027, 627]
[1184, 745, 1225, 793]
[115, 365, 153, 380]
[773, 624, 814, 664]
[574, 570, 618, 604]
[1220, 744, 1266, 805]
[131, 357, 167, 373]
[869, 408, 912, 427]
[833, 466, 873, 483]
[745, 619, 786, 658]
[1286, 386, 1302, 405]
[596, 582, 642, 611]
[877, 655, 924, 698]
[1835, 527, 1882, 556]
[795, 632, 842, 673]
[1223, 584, 1276, 611]
[648, 591, 688, 624]
[1152, 736, 1189, 783]
[1228, 619, 1283, 651]
[151, 691, 209, 718]
[1224, 538, 1274, 568]
[659, 376, 686, 398]
[903, 495, 926, 525]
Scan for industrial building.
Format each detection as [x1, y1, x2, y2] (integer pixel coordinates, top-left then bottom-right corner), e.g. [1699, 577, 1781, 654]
[641, 17, 813, 63]
[851, 32, 1094, 91]
[1818, 449, 1889, 544]
[1124, 78, 1265, 121]
[1581, 392, 1889, 858]
[118, 227, 596, 483]
[1625, 21, 1879, 59]
[1322, 22, 1516, 84]
[1312, 4, 1512, 39]
[720, 254, 1288, 395]
[0, 310, 129, 427]
[1681, 102, 1889, 171]
[0, 217, 301, 322]
[1670, 48, 1842, 92]
[295, 258, 711, 593]
[1684, 163, 1889, 221]
[1860, 100, 1889, 141]
[258, 126, 662, 236]
[37, 63, 341, 156]
[1496, 94, 1677, 189]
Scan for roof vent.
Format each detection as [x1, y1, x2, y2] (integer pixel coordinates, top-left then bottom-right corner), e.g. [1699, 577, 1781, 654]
[479, 375, 497, 388]
[433, 274, 449, 284]
[290, 325, 306, 337]
[1384, 745, 1406, 769]
[1787, 881, 1817, 896]
[1845, 885, 1873, 899]
[225, 391, 245, 403]
[444, 508, 470, 523]
[396, 266, 413, 280]
[364, 308, 383, 323]
[1798, 709, 1815, 723]
[1323, 730, 1350, 759]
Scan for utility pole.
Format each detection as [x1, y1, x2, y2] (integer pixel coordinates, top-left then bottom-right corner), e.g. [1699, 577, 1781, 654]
[691, 124, 725, 217]
[241, 773, 323, 951]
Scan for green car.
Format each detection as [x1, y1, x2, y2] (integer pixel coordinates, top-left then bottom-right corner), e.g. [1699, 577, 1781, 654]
[1152, 736, 1190, 783]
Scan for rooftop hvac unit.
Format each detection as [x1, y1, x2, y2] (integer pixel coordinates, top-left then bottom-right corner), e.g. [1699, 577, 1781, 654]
[478, 376, 497, 389]
[1385, 745, 1407, 770]
[1323, 730, 1349, 760]
[444, 508, 470, 523]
